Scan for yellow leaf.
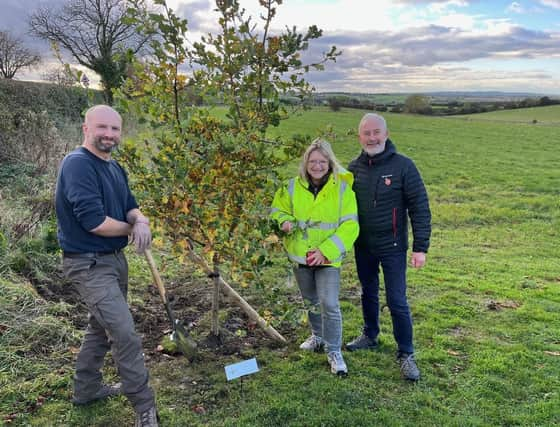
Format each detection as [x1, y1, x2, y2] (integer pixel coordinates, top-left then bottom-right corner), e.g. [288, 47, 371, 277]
[264, 234, 279, 244]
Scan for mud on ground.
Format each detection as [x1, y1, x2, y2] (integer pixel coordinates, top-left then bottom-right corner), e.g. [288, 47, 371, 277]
[33, 263, 296, 416]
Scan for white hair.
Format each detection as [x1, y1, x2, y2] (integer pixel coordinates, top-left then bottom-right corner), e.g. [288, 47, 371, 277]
[358, 113, 387, 133]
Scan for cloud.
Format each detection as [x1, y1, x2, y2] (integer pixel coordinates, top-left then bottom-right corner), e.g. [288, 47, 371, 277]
[316, 25, 560, 67]
[506, 2, 524, 13]
[301, 24, 560, 92]
[5, 0, 560, 94]
[307, 62, 556, 93]
[0, 0, 69, 56]
[428, 0, 470, 15]
[538, 0, 560, 9]
[1, 0, 64, 39]
[174, 0, 215, 33]
[395, 0, 471, 4]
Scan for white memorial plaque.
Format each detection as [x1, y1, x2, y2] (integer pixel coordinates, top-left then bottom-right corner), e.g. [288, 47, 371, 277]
[225, 357, 259, 381]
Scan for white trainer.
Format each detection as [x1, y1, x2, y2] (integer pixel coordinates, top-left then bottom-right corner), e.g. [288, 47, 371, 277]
[327, 351, 348, 376]
[299, 334, 324, 352]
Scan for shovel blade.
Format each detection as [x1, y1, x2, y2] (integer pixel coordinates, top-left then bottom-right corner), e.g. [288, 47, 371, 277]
[172, 320, 198, 361]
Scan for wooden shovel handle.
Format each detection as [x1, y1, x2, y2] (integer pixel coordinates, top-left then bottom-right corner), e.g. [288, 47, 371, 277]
[144, 249, 167, 304]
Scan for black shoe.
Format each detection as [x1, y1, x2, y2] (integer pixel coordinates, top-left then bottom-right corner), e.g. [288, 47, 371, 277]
[346, 333, 378, 351]
[397, 352, 420, 381]
[72, 382, 122, 405]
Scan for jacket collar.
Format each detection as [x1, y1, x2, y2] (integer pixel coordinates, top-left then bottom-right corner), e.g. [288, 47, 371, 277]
[358, 139, 396, 164]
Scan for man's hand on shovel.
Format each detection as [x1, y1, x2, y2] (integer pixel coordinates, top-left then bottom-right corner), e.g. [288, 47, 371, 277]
[131, 221, 152, 253]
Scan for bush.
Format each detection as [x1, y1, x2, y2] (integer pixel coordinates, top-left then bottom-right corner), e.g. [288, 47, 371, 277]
[0, 108, 70, 174]
[0, 79, 102, 125]
[0, 163, 59, 284]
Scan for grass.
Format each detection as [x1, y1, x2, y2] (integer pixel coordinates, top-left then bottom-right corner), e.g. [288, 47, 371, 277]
[452, 104, 560, 124]
[2, 106, 560, 425]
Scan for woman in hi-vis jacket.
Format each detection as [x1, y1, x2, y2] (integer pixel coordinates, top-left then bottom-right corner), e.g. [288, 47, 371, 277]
[270, 139, 359, 375]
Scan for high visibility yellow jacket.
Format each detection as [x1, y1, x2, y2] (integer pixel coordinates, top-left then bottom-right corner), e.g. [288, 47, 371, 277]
[270, 170, 359, 267]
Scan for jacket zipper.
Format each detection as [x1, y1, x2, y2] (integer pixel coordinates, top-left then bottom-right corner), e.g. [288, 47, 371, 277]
[392, 207, 397, 238]
[369, 158, 378, 207]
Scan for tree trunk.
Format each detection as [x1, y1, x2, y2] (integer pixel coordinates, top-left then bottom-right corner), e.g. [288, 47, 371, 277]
[211, 254, 220, 337]
[186, 247, 287, 344]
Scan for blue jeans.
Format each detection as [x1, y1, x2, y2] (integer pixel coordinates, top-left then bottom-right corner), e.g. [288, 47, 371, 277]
[355, 248, 414, 354]
[294, 265, 342, 353]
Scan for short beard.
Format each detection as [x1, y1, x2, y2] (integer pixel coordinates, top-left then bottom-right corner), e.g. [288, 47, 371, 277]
[364, 142, 385, 156]
[93, 136, 120, 153]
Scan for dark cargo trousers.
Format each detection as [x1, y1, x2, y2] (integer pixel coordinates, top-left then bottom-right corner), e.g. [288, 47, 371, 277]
[63, 251, 155, 413]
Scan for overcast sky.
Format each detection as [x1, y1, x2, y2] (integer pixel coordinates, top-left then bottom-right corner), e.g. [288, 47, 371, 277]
[2, 0, 560, 94]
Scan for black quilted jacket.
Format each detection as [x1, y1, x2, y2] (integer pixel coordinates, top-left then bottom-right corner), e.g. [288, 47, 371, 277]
[348, 140, 431, 254]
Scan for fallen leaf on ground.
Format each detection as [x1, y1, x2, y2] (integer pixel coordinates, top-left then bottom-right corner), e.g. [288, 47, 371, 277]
[192, 404, 206, 414]
[486, 300, 520, 310]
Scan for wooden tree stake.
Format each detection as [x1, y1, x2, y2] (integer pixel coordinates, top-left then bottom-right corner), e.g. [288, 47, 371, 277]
[186, 248, 287, 344]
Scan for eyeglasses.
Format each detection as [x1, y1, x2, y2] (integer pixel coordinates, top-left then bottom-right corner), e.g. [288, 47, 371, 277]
[308, 160, 328, 166]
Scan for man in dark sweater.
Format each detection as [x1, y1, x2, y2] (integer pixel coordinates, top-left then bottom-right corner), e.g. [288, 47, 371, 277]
[55, 105, 158, 426]
[346, 113, 431, 381]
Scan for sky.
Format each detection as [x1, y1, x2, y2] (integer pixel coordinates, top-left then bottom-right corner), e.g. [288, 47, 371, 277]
[2, 0, 560, 94]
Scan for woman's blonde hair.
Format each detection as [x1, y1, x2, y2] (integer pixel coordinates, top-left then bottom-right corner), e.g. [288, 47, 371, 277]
[298, 138, 343, 182]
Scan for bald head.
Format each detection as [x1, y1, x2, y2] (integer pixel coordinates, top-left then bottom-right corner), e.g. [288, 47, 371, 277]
[84, 105, 122, 126]
[82, 105, 122, 159]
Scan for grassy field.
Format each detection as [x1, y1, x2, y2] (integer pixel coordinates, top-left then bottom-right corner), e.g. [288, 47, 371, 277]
[2, 107, 560, 426]
[452, 104, 560, 124]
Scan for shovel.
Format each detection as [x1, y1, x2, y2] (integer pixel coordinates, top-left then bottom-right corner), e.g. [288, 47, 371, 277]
[144, 249, 197, 361]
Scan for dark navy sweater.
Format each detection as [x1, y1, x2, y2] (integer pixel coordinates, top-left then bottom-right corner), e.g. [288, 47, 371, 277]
[55, 147, 138, 253]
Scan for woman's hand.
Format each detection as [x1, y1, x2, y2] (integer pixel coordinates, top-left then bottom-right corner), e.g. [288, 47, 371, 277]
[306, 249, 326, 266]
[281, 221, 293, 233]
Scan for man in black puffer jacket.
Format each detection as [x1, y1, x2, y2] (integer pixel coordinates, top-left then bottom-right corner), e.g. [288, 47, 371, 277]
[346, 113, 431, 381]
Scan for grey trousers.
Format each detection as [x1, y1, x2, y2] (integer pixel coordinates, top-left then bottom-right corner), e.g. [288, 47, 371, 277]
[294, 265, 342, 353]
[63, 251, 155, 413]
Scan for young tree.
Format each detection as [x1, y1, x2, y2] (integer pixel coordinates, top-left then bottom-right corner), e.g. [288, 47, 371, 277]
[29, 0, 152, 103]
[404, 94, 432, 115]
[327, 96, 343, 111]
[0, 30, 40, 79]
[118, 0, 339, 336]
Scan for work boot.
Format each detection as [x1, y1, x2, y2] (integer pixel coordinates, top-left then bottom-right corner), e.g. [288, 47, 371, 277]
[299, 334, 324, 352]
[327, 351, 348, 376]
[397, 352, 420, 381]
[72, 382, 122, 405]
[345, 333, 378, 351]
[135, 405, 159, 427]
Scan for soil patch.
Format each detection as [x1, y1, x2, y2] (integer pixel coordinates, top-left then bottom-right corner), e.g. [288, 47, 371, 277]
[35, 267, 294, 361]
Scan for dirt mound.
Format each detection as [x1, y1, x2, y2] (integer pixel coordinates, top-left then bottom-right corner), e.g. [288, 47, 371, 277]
[35, 267, 291, 363]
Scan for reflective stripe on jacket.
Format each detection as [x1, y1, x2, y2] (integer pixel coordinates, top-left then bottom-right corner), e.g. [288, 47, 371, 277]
[270, 170, 359, 267]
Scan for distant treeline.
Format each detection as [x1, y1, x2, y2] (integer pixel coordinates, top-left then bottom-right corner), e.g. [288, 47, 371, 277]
[314, 94, 560, 115]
